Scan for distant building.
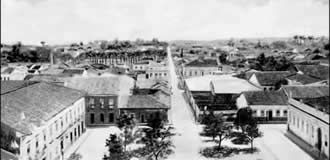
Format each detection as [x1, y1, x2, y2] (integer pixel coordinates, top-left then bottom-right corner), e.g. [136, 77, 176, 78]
[283, 85, 329, 159]
[294, 64, 329, 81]
[134, 60, 169, 80]
[1, 81, 86, 160]
[182, 58, 220, 78]
[236, 90, 288, 123]
[285, 73, 322, 85]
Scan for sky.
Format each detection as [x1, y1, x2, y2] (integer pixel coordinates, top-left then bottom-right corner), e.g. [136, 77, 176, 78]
[1, 0, 329, 45]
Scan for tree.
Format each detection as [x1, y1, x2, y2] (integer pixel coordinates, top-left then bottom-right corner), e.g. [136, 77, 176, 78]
[219, 52, 228, 64]
[245, 119, 262, 151]
[324, 43, 330, 51]
[206, 114, 232, 148]
[116, 113, 135, 152]
[234, 107, 253, 133]
[80, 42, 84, 46]
[100, 41, 108, 50]
[140, 112, 175, 160]
[104, 134, 129, 160]
[256, 53, 266, 66]
[40, 41, 46, 47]
[271, 41, 287, 49]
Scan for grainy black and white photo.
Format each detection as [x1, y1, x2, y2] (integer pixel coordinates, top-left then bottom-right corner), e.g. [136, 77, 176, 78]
[1, 0, 329, 160]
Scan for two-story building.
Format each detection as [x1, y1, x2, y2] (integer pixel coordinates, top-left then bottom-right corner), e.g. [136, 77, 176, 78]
[1, 81, 86, 160]
[65, 75, 134, 126]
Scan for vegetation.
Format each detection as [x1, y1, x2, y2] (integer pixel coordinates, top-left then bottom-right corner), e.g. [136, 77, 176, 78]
[251, 53, 293, 71]
[67, 153, 82, 160]
[138, 112, 175, 160]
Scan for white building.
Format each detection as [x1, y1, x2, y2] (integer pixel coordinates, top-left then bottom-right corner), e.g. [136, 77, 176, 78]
[248, 71, 291, 90]
[182, 58, 220, 78]
[283, 85, 329, 159]
[236, 90, 288, 123]
[1, 81, 86, 160]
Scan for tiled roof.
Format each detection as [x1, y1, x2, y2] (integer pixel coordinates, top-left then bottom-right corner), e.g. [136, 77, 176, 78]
[252, 71, 291, 86]
[1, 81, 39, 94]
[243, 90, 288, 105]
[66, 75, 134, 95]
[185, 58, 218, 67]
[295, 64, 329, 80]
[282, 85, 329, 99]
[1, 149, 18, 160]
[1, 67, 15, 74]
[25, 74, 68, 83]
[123, 95, 169, 109]
[298, 97, 329, 114]
[62, 68, 85, 76]
[211, 77, 261, 94]
[66, 77, 119, 95]
[136, 79, 169, 89]
[286, 73, 321, 85]
[1, 82, 85, 135]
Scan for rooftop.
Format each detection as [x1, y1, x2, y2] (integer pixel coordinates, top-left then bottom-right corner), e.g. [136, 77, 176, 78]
[282, 85, 329, 99]
[252, 71, 292, 86]
[286, 73, 322, 85]
[1, 81, 85, 135]
[297, 96, 329, 114]
[211, 77, 261, 94]
[123, 95, 169, 109]
[295, 64, 329, 80]
[243, 90, 288, 106]
[185, 58, 218, 67]
[65, 75, 134, 95]
[185, 75, 232, 92]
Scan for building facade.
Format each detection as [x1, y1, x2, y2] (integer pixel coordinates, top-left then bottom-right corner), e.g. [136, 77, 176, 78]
[1, 81, 86, 160]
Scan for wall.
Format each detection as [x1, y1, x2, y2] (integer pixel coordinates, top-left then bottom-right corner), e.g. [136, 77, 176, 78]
[85, 95, 119, 126]
[183, 66, 219, 78]
[19, 97, 86, 160]
[288, 99, 329, 158]
[120, 109, 169, 124]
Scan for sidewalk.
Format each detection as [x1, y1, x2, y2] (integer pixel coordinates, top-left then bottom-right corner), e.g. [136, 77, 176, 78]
[63, 130, 92, 160]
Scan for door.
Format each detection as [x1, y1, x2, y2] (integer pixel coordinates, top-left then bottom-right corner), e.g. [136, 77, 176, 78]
[317, 128, 322, 151]
[90, 113, 95, 124]
[267, 110, 273, 121]
[109, 113, 114, 123]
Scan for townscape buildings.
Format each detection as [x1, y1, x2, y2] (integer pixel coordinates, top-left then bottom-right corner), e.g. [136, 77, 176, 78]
[1, 38, 329, 160]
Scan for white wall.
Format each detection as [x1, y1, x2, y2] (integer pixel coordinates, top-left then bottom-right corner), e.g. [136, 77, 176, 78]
[19, 97, 86, 160]
[288, 99, 329, 157]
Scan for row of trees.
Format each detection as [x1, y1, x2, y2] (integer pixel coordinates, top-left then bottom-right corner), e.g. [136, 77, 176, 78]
[251, 53, 293, 71]
[201, 108, 262, 151]
[103, 112, 175, 160]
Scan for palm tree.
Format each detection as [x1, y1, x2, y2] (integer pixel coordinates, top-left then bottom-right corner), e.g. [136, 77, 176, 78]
[40, 41, 45, 47]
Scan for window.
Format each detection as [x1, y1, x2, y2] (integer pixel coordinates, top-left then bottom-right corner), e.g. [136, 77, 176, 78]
[252, 110, 257, 116]
[302, 121, 304, 131]
[201, 72, 204, 76]
[306, 123, 309, 134]
[155, 73, 158, 77]
[55, 121, 58, 132]
[27, 144, 30, 154]
[89, 98, 95, 105]
[150, 73, 153, 77]
[311, 126, 314, 137]
[100, 98, 104, 108]
[65, 113, 68, 124]
[130, 113, 135, 119]
[261, 110, 265, 117]
[61, 118, 63, 130]
[325, 135, 328, 146]
[276, 110, 280, 117]
[43, 130, 47, 141]
[109, 98, 114, 108]
[283, 110, 288, 117]
[141, 114, 145, 123]
[100, 113, 104, 123]
[164, 73, 167, 76]
[49, 125, 53, 137]
[195, 71, 197, 75]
